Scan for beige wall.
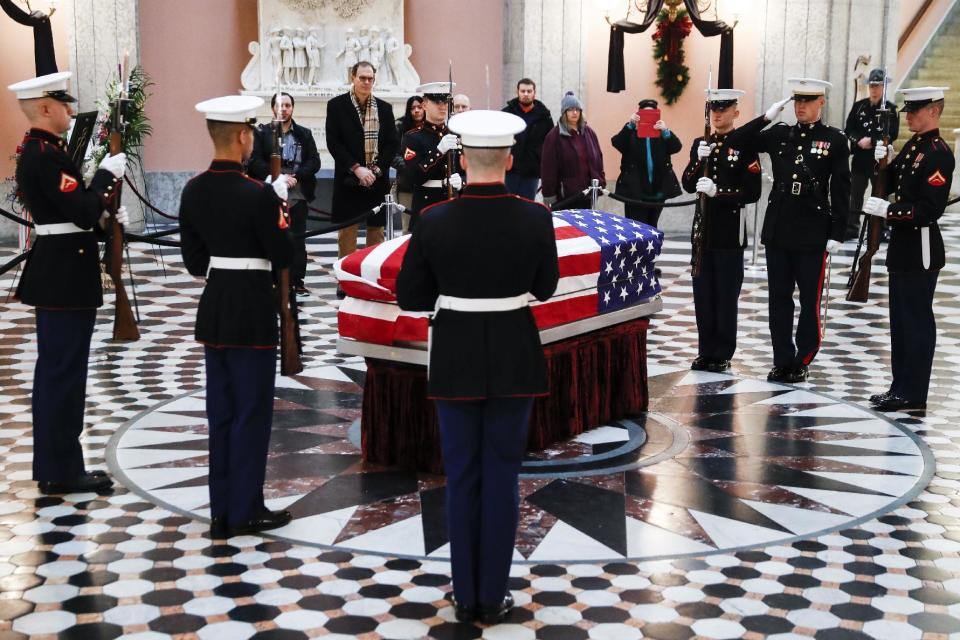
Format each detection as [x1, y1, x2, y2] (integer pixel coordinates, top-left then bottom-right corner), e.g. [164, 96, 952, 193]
[897, 0, 956, 83]
[0, 11, 71, 179]
[582, 11, 763, 185]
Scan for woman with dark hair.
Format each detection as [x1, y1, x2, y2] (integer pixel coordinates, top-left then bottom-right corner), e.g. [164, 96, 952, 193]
[393, 95, 424, 229]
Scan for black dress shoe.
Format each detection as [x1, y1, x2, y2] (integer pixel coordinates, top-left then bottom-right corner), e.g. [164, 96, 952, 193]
[691, 356, 710, 371]
[450, 596, 476, 623]
[874, 395, 926, 412]
[705, 359, 731, 373]
[210, 516, 230, 539]
[231, 508, 292, 535]
[783, 365, 808, 383]
[478, 594, 514, 625]
[767, 366, 789, 382]
[869, 391, 892, 405]
[39, 472, 113, 495]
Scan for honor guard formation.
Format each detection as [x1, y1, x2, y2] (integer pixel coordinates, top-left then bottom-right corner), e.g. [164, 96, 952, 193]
[3, 22, 959, 633]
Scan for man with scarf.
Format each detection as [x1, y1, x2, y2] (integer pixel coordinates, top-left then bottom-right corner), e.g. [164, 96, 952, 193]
[326, 61, 399, 267]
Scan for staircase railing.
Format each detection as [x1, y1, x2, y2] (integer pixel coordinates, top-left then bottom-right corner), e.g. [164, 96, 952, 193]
[896, 0, 960, 92]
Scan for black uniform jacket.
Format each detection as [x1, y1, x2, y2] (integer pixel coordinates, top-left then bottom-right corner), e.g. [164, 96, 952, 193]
[325, 93, 398, 223]
[248, 119, 321, 201]
[15, 128, 118, 309]
[882, 128, 954, 273]
[844, 98, 900, 174]
[611, 125, 683, 200]
[726, 116, 851, 252]
[396, 183, 560, 399]
[681, 130, 763, 251]
[401, 121, 461, 214]
[179, 160, 293, 348]
[502, 98, 553, 178]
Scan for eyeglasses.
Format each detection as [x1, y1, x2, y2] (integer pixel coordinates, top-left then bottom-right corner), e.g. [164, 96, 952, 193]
[356, 76, 375, 83]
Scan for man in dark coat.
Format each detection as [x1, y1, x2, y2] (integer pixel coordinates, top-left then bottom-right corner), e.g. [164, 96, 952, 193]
[325, 61, 399, 261]
[681, 89, 762, 373]
[248, 92, 321, 294]
[843, 69, 899, 240]
[9, 70, 128, 495]
[612, 98, 683, 228]
[397, 110, 559, 626]
[726, 78, 851, 384]
[863, 87, 953, 412]
[502, 77, 553, 199]
[180, 95, 294, 538]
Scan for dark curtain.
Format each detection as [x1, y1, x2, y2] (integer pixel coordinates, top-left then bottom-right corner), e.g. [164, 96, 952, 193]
[1, 0, 58, 75]
[607, 0, 735, 92]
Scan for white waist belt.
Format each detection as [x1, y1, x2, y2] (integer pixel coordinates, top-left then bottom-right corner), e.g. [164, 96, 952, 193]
[208, 257, 271, 271]
[436, 294, 529, 312]
[422, 179, 444, 189]
[35, 222, 88, 236]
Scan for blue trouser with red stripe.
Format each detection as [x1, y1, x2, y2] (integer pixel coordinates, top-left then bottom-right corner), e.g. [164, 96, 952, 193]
[436, 397, 534, 609]
[765, 248, 828, 368]
[204, 346, 277, 527]
[32, 308, 96, 482]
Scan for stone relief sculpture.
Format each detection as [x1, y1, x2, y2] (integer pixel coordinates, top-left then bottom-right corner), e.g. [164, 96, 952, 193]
[280, 27, 295, 85]
[368, 26, 384, 71]
[337, 27, 361, 83]
[305, 28, 325, 86]
[293, 27, 308, 85]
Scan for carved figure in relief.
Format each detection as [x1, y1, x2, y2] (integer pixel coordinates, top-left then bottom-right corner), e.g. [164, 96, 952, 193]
[306, 28, 325, 86]
[268, 27, 283, 81]
[293, 27, 308, 85]
[358, 26, 371, 64]
[368, 26, 384, 71]
[338, 27, 360, 84]
[280, 27, 296, 85]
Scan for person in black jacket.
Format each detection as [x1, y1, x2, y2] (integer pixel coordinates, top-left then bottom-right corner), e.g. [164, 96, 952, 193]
[502, 78, 552, 199]
[681, 89, 762, 373]
[612, 98, 683, 228]
[9, 71, 128, 495]
[180, 95, 294, 538]
[392, 94, 423, 229]
[397, 110, 559, 626]
[843, 69, 899, 240]
[862, 87, 953, 412]
[325, 61, 399, 262]
[726, 79, 851, 384]
[248, 92, 321, 294]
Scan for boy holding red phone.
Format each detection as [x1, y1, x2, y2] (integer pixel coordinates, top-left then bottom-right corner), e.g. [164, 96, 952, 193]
[612, 98, 683, 229]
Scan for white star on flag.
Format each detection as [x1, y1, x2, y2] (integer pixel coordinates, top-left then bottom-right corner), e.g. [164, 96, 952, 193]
[604, 261, 613, 275]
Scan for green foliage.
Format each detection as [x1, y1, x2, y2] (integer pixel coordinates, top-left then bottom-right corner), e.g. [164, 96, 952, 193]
[90, 65, 154, 170]
[652, 9, 692, 106]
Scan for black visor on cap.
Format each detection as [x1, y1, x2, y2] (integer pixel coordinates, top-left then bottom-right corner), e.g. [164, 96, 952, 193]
[901, 99, 934, 113]
[44, 90, 77, 104]
[423, 93, 449, 103]
[638, 99, 658, 109]
[793, 93, 821, 103]
[708, 99, 738, 111]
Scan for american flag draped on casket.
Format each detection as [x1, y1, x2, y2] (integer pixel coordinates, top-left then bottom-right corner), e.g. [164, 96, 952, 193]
[334, 209, 664, 346]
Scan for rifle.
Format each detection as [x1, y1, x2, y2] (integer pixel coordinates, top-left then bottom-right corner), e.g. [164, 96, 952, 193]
[690, 68, 712, 278]
[107, 53, 139, 341]
[271, 80, 304, 376]
[846, 69, 889, 303]
[446, 60, 455, 199]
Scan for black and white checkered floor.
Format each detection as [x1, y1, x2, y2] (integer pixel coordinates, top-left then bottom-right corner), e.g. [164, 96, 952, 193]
[1, 215, 960, 640]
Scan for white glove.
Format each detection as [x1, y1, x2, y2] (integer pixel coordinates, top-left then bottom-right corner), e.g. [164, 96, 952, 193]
[448, 173, 463, 191]
[825, 239, 841, 253]
[697, 142, 715, 160]
[863, 196, 890, 218]
[764, 96, 792, 121]
[437, 134, 460, 154]
[695, 177, 717, 198]
[542, 194, 558, 206]
[265, 174, 288, 201]
[653, 120, 667, 131]
[98, 152, 127, 179]
[874, 142, 893, 162]
[115, 205, 129, 226]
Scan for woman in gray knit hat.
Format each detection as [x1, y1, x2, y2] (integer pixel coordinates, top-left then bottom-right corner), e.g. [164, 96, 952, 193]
[540, 91, 606, 209]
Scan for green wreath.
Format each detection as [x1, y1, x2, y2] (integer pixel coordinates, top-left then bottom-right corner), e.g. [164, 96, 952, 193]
[652, 9, 693, 105]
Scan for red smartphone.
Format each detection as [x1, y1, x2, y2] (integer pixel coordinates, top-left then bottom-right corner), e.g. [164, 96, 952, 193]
[636, 108, 661, 138]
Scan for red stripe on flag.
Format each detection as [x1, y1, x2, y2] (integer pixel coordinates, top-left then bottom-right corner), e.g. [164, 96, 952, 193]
[559, 253, 600, 278]
[338, 311, 397, 344]
[553, 225, 588, 240]
[340, 246, 372, 278]
[531, 293, 598, 329]
[377, 242, 409, 292]
[340, 281, 397, 302]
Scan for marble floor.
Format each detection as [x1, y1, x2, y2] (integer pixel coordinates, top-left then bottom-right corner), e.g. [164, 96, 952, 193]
[1, 216, 959, 640]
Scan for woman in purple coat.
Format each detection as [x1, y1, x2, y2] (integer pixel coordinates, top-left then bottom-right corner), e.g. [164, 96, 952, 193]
[540, 92, 606, 209]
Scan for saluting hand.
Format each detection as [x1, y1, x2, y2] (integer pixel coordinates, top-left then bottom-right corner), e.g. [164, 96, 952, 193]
[764, 96, 792, 121]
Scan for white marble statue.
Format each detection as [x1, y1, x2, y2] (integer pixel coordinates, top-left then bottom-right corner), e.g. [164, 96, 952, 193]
[358, 26, 371, 64]
[368, 26, 384, 72]
[280, 28, 296, 86]
[305, 28, 325, 87]
[338, 27, 361, 83]
[268, 27, 283, 82]
[293, 28, 308, 86]
[384, 28, 418, 89]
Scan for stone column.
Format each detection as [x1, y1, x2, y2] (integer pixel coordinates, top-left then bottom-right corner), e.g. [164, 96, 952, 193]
[66, 0, 146, 230]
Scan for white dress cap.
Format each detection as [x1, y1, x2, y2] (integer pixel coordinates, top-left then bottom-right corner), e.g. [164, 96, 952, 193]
[786, 78, 833, 97]
[448, 110, 526, 148]
[898, 86, 949, 112]
[195, 95, 264, 125]
[7, 71, 76, 102]
[705, 88, 746, 101]
[416, 81, 456, 96]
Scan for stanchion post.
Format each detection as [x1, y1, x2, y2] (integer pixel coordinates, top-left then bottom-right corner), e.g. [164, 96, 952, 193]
[590, 179, 600, 209]
[384, 194, 396, 241]
[751, 202, 761, 265]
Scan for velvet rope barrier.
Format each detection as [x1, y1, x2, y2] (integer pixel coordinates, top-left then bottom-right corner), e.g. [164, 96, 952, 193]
[0, 207, 34, 228]
[604, 190, 698, 208]
[0, 250, 30, 277]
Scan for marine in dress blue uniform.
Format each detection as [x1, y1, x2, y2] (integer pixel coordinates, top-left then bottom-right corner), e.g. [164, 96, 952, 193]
[726, 79, 851, 383]
[396, 110, 559, 625]
[681, 89, 762, 372]
[9, 71, 128, 494]
[862, 87, 954, 412]
[400, 82, 462, 228]
[179, 95, 294, 538]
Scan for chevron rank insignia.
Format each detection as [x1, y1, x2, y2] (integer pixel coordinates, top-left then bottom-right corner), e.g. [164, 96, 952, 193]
[747, 160, 761, 174]
[403, 147, 417, 161]
[59, 172, 79, 193]
[928, 170, 947, 187]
